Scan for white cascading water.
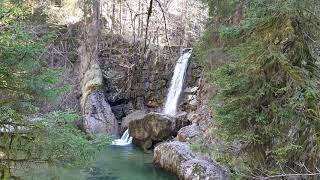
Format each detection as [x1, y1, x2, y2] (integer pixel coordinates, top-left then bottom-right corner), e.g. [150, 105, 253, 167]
[163, 49, 192, 116]
[112, 129, 133, 146]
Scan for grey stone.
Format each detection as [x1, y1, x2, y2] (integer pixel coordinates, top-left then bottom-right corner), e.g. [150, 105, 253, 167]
[177, 124, 201, 142]
[154, 141, 229, 180]
[83, 90, 118, 134]
[184, 86, 199, 94]
[121, 110, 146, 133]
[129, 112, 175, 150]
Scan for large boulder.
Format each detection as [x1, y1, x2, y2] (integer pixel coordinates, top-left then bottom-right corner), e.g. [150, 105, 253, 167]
[177, 124, 201, 142]
[129, 112, 174, 150]
[129, 112, 186, 150]
[82, 90, 118, 134]
[154, 141, 229, 180]
[121, 110, 146, 132]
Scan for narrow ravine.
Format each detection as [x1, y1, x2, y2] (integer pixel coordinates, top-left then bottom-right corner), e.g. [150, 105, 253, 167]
[67, 49, 192, 180]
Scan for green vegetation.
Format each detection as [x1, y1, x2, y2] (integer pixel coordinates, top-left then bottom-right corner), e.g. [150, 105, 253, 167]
[0, 1, 110, 179]
[3, 0, 320, 179]
[197, 0, 320, 178]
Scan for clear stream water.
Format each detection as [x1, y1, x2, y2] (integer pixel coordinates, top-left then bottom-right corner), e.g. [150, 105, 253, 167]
[24, 145, 177, 180]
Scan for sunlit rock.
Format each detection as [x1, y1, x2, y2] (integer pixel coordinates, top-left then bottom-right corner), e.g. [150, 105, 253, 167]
[154, 141, 229, 180]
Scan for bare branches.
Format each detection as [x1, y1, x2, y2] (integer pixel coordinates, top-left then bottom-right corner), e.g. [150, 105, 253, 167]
[144, 0, 153, 52]
[154, 0, 175, 58]
[154, 0, 171, 49]
[143, 0, 172, 55]
[124, 1, 148, 43]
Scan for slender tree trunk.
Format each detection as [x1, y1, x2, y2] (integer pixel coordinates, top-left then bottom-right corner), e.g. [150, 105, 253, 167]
[137, 0, 141, 38]
[119, 0, 122, 35]
[140, 5, 144, 38]
[80, 0, 118, 135]
[111, 0, 115, 33]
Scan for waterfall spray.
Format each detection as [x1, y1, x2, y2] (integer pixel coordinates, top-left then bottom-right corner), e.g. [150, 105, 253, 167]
[112, 129, 133, 146]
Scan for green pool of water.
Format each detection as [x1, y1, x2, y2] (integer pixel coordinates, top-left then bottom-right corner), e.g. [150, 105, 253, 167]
[24, 145, 177, 180]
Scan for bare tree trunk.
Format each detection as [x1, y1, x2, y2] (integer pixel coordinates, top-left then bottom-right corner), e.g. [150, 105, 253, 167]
[140, 5, 144, 38]
[144, 0, 153, 51]
[119, 0, 122, 35]
[137, 0, 141, 38]
[125, 2, 135, 42]
[111, 0, 115, 33]
[133, 15, 136, 42]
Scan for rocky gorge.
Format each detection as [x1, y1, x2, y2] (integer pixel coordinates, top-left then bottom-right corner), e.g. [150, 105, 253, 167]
[83, 32, 229, 179]
[70, 20, 228, 177]
[59, 8, 227, 180]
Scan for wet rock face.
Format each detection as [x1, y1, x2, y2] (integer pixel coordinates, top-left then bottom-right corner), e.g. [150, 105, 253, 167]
[154, 141, 229, 180]
[174, 112, 190, 132]
[99, 35, 180, 120]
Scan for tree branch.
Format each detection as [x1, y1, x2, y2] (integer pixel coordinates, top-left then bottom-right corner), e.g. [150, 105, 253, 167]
[154, 0, 172, 56]
[144, 0, 153, 52]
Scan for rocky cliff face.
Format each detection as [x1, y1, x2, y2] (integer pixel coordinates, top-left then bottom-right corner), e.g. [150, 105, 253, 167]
[79, 23, 118, 135]
[78, 24, 224, 178]
[98, 34, 187, 121]
[77, 28, 201, 136]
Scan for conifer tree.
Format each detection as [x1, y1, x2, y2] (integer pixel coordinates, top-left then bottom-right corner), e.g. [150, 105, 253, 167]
[0, 1, 108, 178]
[200, 0, 320, 177]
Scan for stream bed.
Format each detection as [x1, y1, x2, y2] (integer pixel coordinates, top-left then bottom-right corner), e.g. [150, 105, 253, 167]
[23, 145, 177, 180]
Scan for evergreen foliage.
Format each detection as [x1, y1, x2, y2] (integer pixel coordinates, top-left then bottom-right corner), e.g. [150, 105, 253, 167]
[199, 0, 320, 177]
[0, 1, 110, 178]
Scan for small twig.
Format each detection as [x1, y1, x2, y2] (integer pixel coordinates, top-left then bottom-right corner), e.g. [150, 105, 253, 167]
[119, 63, 135, 69]
[154, 0, 172, 56]
[250, 173, 320, 179]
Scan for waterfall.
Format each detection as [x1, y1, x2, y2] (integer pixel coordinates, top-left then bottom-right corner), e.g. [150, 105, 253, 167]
[112, 129, 133, 146]
[163, 49, 192, 116]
